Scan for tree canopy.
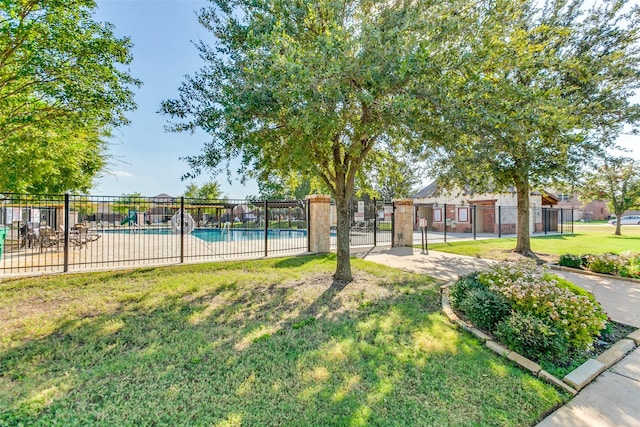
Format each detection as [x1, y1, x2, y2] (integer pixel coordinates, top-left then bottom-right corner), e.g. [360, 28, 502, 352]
[162, 0, 469, 281]
[111, 192, 150, 215]
[580, 156, 640, 235]
[0, 0, 140, 193]
[359, 150, 422, 201]
[426, 0, 640, 255]
[184, 181, 224, 200]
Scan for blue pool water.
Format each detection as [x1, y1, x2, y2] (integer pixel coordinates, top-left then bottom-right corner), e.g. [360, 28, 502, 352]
[104, 228, 307, 242]
[194, 228, 306, 242]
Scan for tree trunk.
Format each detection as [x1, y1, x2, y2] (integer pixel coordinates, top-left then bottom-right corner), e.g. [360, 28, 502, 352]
[614, 211, 623, 236]
[514, 177, 535, 256]
[334, 195, 353, 282]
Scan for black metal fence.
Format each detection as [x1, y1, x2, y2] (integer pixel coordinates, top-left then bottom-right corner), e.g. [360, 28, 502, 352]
[330, 198, 394, 249]
[0, 193, 309, 276]
[414, 203, 576, 243]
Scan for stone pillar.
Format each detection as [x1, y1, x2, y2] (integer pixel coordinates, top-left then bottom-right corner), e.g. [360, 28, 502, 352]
[306, 194, 331, 253]
[393, 199, 414, 247]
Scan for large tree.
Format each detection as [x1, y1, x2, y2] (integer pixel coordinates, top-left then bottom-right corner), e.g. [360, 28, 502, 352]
[162, 0, 468, 281]
[0, 0, 140, 193]
[253, 172, 313, 201]
[360, 150, 422, 200]
[426, 0, 640, 256]
[580, 156, 640, 236]
[184, 181, 224, 200]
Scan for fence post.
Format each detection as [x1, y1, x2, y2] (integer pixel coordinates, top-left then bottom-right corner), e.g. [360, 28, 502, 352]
[306, 195, 331, 253]
[473, 204, 477, 240]
[560, 208, 564, 234]
[373, 198, 377, 247]
[443, 203, 447, 243]
[306, 199, 311, 253]
[571, 209, 574, 233]
[391, 199, 414, 247]
[63, 193, 70, 272]
[264, 200, 269, 257]
[498, 206, 502, 238]
[391, 202, 395, 247]
[180, 197, 184, 263]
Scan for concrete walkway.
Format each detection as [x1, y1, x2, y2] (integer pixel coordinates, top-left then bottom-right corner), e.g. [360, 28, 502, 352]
[537, 347, 640, 427]
[358, 247, 640, 427]
[355, 246, 494, 282]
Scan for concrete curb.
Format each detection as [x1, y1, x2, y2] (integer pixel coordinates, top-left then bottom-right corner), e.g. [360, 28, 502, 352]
[440, 282, 639, 397]
[627, 329, 640, 345]
[547, 264, 640, 285]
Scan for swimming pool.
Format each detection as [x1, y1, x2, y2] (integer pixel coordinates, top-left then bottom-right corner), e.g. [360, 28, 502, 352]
[194, 228, 306, 242]
[103, 227, 308, 242]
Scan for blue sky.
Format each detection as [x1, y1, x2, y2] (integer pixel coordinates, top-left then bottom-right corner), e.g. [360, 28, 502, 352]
[92, 0, 638, 198]
[92, 0, 259, 198]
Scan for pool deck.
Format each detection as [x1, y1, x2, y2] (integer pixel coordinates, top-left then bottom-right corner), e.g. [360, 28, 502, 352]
[0, 231, 308, 278]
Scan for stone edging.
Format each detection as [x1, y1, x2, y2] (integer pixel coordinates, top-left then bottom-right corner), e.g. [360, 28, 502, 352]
[440, 284, 640, 396]
[547, 264, 640, 284]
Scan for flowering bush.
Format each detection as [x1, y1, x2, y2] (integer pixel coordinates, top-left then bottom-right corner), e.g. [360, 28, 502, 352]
[476, 261, 607, 350]
[585, 253, 623, 275]
[619, 251, 640, 279]
[562, 251, 640, 278]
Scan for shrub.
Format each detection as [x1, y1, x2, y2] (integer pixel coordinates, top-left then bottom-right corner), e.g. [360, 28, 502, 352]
[496, 312, 569, 362]
[620, 264, 640, 279]
[619, 251, 640, 279]
[476, 261, 607, 350]
[448, 274, 483, 310]
[458, 287, 511, 331]
[544, 274, 598, 304]
[585, 253, 623, 275]
[558, 254, 582, 269]
[581, 254, 590, 267]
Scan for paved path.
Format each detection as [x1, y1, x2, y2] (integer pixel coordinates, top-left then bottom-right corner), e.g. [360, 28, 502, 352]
[537, 347, 640, 427]
[357, 248, 640, 427]
[355, 246, 494, 282]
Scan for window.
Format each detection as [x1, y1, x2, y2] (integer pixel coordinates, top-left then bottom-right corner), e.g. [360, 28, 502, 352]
[457, 207, 469, 223]
[433, 208, 442, 222]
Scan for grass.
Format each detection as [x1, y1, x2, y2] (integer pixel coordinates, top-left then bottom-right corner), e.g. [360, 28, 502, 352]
[430, 223, 640, 260]
[0, 255, 565, 426]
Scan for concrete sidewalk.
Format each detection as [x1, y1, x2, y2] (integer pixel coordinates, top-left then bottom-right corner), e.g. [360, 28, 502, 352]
[537, 347, 640, 427]
[355, 246, 494, 282]
[358, 247, 640, 427]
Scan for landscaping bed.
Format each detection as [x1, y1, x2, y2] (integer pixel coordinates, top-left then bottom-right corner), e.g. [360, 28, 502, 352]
[0, 255, 565, 426]
[558, 251, 640, 280]
[447, 261, 636, 380]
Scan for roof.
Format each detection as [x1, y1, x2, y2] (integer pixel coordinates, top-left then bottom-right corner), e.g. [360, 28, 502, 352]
[412, 181, 559, 205]
[540, 190, 559, 206]
[413, 181, 439, 198]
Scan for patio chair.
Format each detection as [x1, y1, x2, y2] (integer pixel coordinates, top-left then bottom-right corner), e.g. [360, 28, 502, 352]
[69, 224, 101, 248]
[39, 226, 60, 252]
[19, 222, 40, 248]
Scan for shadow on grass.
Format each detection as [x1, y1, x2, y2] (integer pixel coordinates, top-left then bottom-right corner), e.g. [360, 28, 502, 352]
[0, 265, 566, 426]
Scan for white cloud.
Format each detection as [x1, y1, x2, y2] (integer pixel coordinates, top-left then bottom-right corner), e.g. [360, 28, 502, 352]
[109, 170, 135, 178]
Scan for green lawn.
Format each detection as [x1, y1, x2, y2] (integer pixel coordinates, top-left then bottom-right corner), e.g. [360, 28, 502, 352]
[0, 256, 565, 426]
[430, 224, 640, 260]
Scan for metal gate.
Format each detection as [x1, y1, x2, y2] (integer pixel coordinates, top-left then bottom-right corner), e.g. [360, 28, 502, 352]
[331, 198, 393, 249]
